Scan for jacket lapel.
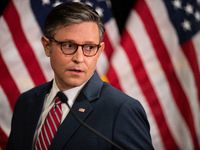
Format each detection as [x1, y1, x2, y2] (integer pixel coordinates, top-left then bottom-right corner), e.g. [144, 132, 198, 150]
[49, 95, 93, 150]
[49, 71, 103, 150]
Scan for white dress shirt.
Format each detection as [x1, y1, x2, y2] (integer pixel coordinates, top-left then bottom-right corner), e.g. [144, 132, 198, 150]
[32, 79, 85, 149]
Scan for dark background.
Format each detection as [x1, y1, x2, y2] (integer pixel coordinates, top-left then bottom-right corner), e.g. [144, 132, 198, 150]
[109, 0, 136, 33]
[0, 0, 136, 34]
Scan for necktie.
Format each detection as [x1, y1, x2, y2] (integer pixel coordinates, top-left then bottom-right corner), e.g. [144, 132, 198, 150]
[35, 97, 62, 150]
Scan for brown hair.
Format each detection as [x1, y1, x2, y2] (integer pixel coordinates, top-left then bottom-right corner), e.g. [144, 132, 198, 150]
[44, 2, 105, 42]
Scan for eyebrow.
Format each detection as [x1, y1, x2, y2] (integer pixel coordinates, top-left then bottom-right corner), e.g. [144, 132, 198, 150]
[62, 39, 99, 45]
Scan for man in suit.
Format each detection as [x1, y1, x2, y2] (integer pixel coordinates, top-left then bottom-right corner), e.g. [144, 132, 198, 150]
[6, 2, 154, 150]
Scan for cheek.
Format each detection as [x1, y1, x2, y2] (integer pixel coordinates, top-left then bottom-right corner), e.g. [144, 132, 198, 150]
[86, 57, 99, 71]
[50, 58, 61, 75]
[50, 51, 69, 72]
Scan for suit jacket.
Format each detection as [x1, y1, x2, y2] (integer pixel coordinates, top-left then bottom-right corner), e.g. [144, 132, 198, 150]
[6, 71, 154, 150]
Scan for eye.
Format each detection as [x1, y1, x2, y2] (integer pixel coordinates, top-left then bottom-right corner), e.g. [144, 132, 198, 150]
[84, 45, 96, 50]
[62, 42, 76, 50]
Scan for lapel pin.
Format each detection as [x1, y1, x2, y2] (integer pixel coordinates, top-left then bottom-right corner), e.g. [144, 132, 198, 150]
[78, 108, 85, 113]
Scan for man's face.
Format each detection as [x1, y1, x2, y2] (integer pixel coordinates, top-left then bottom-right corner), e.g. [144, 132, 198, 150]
[42, 22, 104, 91]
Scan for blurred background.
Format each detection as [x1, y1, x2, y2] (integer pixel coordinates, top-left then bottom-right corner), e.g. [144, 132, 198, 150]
[1, 0, 136, 33]
[0, 0, 200, 150]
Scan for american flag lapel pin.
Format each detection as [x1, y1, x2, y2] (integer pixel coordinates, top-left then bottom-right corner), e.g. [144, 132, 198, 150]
[78, 108, 85, 113]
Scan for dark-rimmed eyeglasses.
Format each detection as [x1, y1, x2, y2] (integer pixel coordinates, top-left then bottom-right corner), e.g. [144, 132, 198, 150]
[47, 37, 101, 57]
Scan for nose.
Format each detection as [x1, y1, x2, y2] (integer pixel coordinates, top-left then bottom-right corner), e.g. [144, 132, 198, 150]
[72, 46, 84, 63]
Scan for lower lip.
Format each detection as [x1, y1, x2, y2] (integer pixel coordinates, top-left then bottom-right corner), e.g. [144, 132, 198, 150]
[70, 70, 83, 75]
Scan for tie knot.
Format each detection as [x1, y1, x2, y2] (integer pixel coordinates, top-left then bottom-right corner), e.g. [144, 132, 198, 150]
[55, 97, 62, 105]
[54, 98, 62, 111]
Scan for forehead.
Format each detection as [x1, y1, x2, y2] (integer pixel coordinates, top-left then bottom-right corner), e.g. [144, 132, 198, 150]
[54, 22, 100, 43]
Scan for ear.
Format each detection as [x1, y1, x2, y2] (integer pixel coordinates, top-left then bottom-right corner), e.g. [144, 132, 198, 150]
[41, 36, 51, 57]
[98, 42, 105, 57]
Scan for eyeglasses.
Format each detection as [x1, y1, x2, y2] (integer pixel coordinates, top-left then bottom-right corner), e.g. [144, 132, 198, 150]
[47, 37, 101, 57]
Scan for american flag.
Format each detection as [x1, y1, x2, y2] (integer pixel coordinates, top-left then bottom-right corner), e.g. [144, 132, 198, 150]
[106, 0, 200, 149]
[0, 0, 200, 150]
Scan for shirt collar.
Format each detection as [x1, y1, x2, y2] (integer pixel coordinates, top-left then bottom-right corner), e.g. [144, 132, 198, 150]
[46, 79, 86, 107]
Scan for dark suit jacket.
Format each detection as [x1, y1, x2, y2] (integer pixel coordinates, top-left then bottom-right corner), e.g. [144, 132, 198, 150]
[6, 71, 154, 150]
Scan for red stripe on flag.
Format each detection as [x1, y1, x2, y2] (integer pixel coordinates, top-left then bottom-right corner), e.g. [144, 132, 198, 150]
[106, 65, 122, 91]
[3, 1, 47, 86]
[181, 40, 200, 104]
[135, 0, 199, 148]
[0, 53, 20, 110]
[121, 29, 179, 149]
[103, 32, 114, 61]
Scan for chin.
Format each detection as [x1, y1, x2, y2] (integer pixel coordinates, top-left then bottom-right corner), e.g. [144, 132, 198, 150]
[67, 81, 85, 88]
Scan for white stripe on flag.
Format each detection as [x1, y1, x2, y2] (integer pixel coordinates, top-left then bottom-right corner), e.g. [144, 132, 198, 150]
[13, 0, 53, 81]
[97, 18, 120, 76]
[0, 86, 12, 136]
[0, 17, 35, 93]
[105, 18, 121, 46]
[97, 52, 109, 76]
[193, 31, 200, 71]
